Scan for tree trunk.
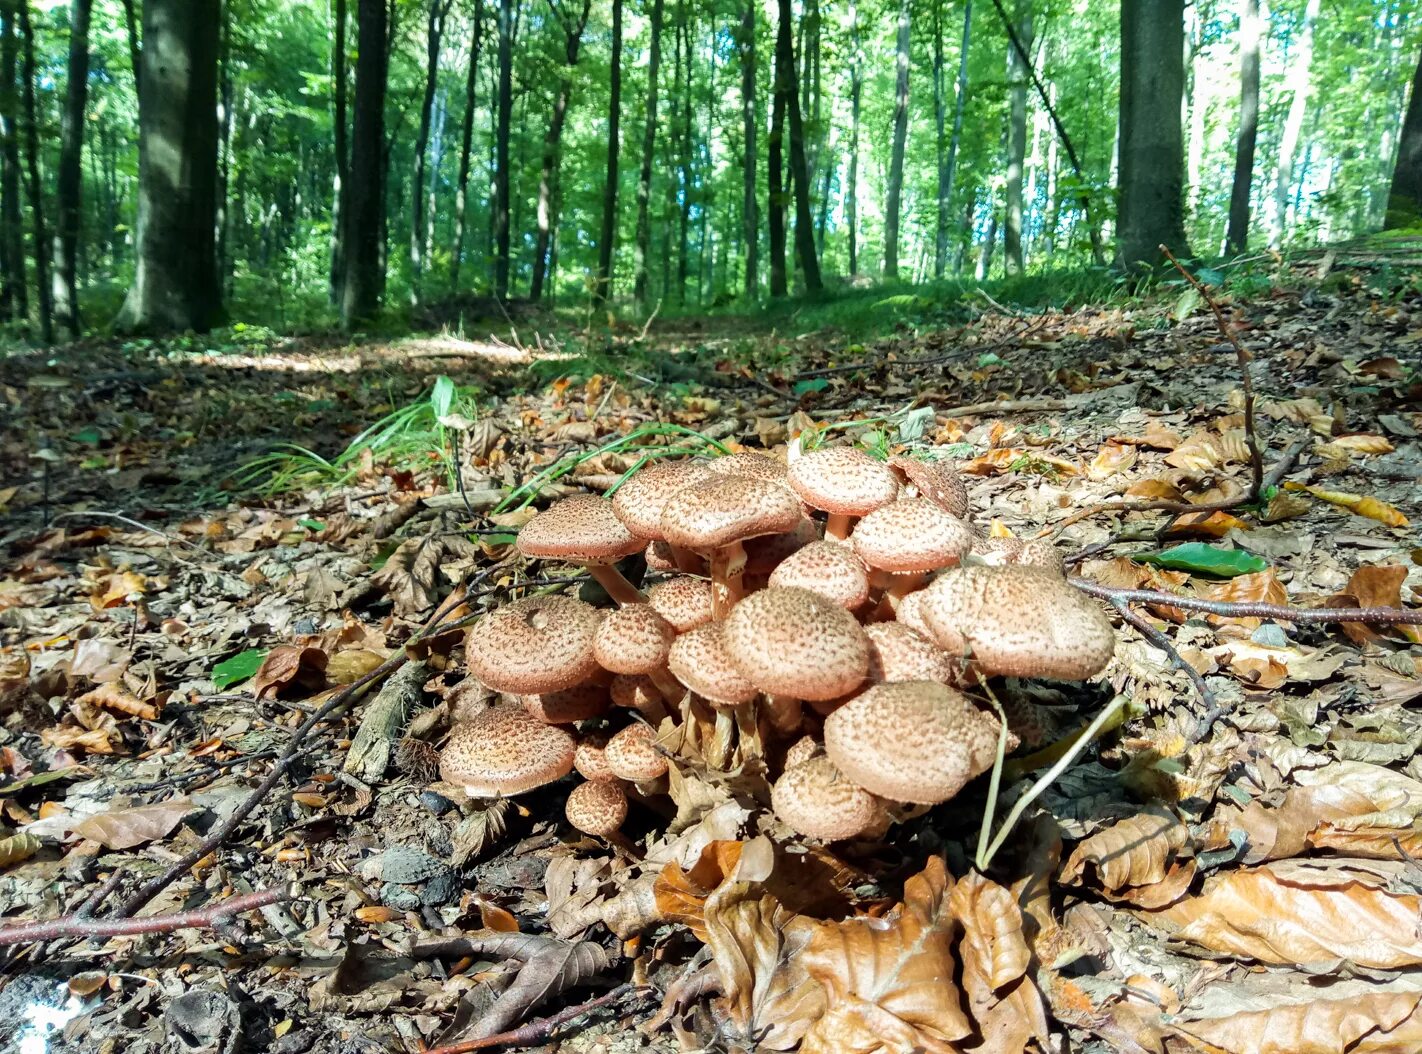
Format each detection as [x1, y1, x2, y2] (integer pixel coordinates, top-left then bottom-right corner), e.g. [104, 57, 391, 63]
[329, 0, 348, 304]
[884, 0, 910, 279]
[339, 0, 388, 327]
[120, 0, 140, 98]
[593, 0, 621, 306]
[767, 7, 787, 296]
[411, 0, 450, 303]
[450, 0, 485, 291]
[632, 0, 666, 312]
[676, 3, 691, 306]
[1225, 0, 1262, 251]
[1386, 47, 1422, 228]
[216, 9, 233, 288]
[738, 0, 757, 299]
[777, 0, 820, 293]
[492, 0, 514, 297]
[1004, 0, 1032, 275]
[943, 0, 971, 273]
[932, 0, 946, 278]
[847, 0, 861, 277]
[1268, 0, 1319, 247]
[1117, 0, 1191, 270]
[529, 0, 590, 302]
[17, 0, 47, 341]
[53, 0, 92, 338]
[0, 1, 24, 322]
[117, 0, 223, 334]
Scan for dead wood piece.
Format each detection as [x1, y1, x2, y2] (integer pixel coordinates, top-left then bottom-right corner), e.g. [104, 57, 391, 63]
[422, 983, 646, 1054]
[344, 659, 430, 781]
[1072, 578, 1422, 626]
[0, 885, 292, 946]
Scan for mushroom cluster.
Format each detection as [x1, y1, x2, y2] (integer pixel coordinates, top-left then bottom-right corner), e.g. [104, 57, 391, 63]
[439, 446, 1116, 843]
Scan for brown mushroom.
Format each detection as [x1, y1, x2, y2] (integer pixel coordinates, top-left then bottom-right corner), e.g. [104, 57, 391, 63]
[465, 595, 603, 695]
[896, 589, 934, 638]
[864, 621, 965, 686]
[604, 722, 670, 781]
[574, 734, 616, 781]
[522, 681, 612, 724]
[439, 707, 577, 797]
[768, 539, 871, 610]
[851, 498, 973, 612]
[609, 673, 671, 723]
[517, 495, 647, 605]
[742, 516, 821, 577]
[887, 455, 971, 521]
[705, 450, 789, 481]
[611, 460, 715, 572]
[646, 576, 715, 632]
[970, 536, 1065, 575]
[667, 621, 759, 707]
[771, 755, 886, 841]
[593, 605, 684, 702]
[786, 446, 900, 542]
[565, 779, 629, 837]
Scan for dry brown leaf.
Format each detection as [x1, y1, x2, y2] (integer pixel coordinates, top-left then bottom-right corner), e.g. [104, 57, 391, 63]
[1330, 565, 1421, 645]
[654, 839, 763, 942]
[39, 724, 119, 755]
[1061, 806, 1190, 893]
[371, 536, 442, 616]
[1171, 985, 1422, 1054]
[799, 856, 972, 1054]
[1150, 859, 1422, 968]
[253, 645, 328, 699]
[1087, 441, 1139, 481]
[949, 871, 1050, 1054]
[1165, 510, 1252, 538]
[1202, 569, 1288, 629]
[1164, 430, 1249, 474]
[1315, 434, 1395, 459]
[90, 570, 146, 610]
[958, 448, 1078, 477]
[1125, 477, 1185, 500]
[72, 797, 194, 850]
[325, 649, 389, 685]
[75, 682, 160, 722]
[1284, 483, 1410, 528]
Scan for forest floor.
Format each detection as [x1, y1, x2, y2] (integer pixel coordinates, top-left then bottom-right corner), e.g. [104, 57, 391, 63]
[0, 252, 1420, 1054]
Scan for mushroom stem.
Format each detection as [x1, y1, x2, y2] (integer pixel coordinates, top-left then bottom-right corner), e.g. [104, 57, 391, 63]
[669, 544, 705, 574]
[761, 695, 803, 735]
[649, 668, 687, 708]
[586, 564, 647, 606]
[869, 571, 927, 621]
[709, 542, 748, 619]
[824, 513, 854, 543]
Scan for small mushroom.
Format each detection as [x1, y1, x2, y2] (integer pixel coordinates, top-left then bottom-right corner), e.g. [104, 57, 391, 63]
[768, 539, 871, 610]
[522, 681, 612, 724]
[565, 779, 629, 837]
[517, 495, 647, 605]
[742, 516, 821, 577]
[969, 536, 1065, 575]
[887, 455, 971, 521]
[646, 576, 715, 632]
[593, 605, 684, 702]
[822, 681, 1002, 804]
[787, 446, 900, 542]
[609, 673, 671, 722]
[704, 450, 789, 480]
[772, 755, 886, 841]
[611, 460, 714, 572]
[604, 722, 670, 781]
[465, 595, 603, 695]
[439, 707, 577, 798]
[851, 498, 973, 616]
[574, 734, 616, 781]
[667, 621, 759, 706]
[896, 589, 934, 638]
[864, 621, 965, 686]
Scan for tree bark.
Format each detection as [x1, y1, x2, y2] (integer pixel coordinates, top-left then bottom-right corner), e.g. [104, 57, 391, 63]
[942, 0, 971, 276]
[18, 1, 49, 342]
[767, 7, 787, 296]
[339, 0, 388, 327]
[492, 0, 514, 297]
[0, 1, 24, 322]
[632, 0, 666, 312]
[1386, 47, 1422, 229]
[120, 0, 140, 98]
[450, 0, 485, 291]
[777, 0, 820, 293]
[215, 9, 233, 288]
[1117, 0, 1191, 270]
[529, 0, 590, 302]
[410, 0, 451, 303]
[884, 0, 910, 279]
[53, 0, 92, 338]
[738, 0, 757, 298]
[932, 0, 946, 278]
[1268, 0, 1319, 247]
[847, 0, 861, 276]
[329, 0, 348, 304]
[1225, 0, 1262, 251]
[1003, 0, 1031, 275]
[676, 2, 691, 306]
[593, 0, 621, 306]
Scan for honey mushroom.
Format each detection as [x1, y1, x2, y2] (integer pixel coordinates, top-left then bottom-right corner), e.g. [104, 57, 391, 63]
[850, 497, 973, 616]
[516, 494, 647, 605]
[787, 445, 900, 543]
[610, 459, 714, 573]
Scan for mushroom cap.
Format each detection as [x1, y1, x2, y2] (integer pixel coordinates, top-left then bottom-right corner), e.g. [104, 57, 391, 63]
[661, 476, 804, 551]
[593, 605, 677, 674]
[787, 446, 900, 517]
[667, 621, 759, 705]
[517, 495, 644, 565]
[742, 517, 821, 575]
[772, 756, 884, 841]
[917, 566, 1115, 680]
[971, 536, 1066, 575]
[723, 587, 870, 701]
[647, 576, 715, 632]
[605, 722, 669, 781]
[896, 589, 934, 638]
[644, 540, 680, 572]
[522, 682, 611, 724]
[439, 707, 577, 797]
[611, 460, 715, 540]
[466, 596, 603, 694]
[888, 456, 971, 521]
[565, 779, 629, 836]
[864, 621, 962, 685]
[768, 540, 871, 610]
[705, 450, 789, 481]
[574, 735, 616, 781]
[783, 735, 821, 771]
[610, 673, 667, 715]
[823, 681, 1001, 804]
[851, 499, 974, 573]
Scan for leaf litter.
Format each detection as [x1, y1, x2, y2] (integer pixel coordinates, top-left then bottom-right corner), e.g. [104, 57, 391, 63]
[0, 265, 1420, 1052]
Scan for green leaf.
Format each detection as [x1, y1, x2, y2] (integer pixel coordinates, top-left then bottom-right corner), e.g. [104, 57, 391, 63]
[70, 426, 102, 446]
[793, 377, 830, 395]
[298, 518, 326, 531]
[212, 648, 268, 690]
[1195, 267, 1225, 287]
[430, 375, 457, 420]
[1171, 286, 1202, 320]
[0, 766, 84, 798]
[896, 405, 936, 442]
[480, 532, 519, 546]
[1134, 543, 1267, 578]
[976, 352, 1004, 367]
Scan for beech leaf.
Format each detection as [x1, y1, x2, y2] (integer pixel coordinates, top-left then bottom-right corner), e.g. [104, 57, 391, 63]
[1061, 806, 1190, 892]
[1134, 543, 1267, 578]
[72, 797, 195, 850]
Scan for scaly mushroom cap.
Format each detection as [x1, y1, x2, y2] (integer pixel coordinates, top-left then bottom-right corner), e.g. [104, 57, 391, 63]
[742, 517, 821, 575]
[574, 735, 615, 781]
[517, 495, 644, 565]
[783, 734, 821, 771]
[705, 450, 789, 481]
[768, 540, 871, 610]
[723, 587, 870, 701]
[605, 723, 669, 781]
[864, 621, 962, 685]
[917, 566, 1116, 680]
[439, 707, 577, 797]
[610, 673, 667, 715]
[593, 605, 677, 674]
[647, 576, 715, 632]
[896, 590, 933, 638]
[667, 621, 759, 705]
[823, 681, 1001, 804]
[971, 536, 1066, 575]
[661, 476, 804, 551]
[772, 756, 884, 841]
[522, 682, 611, 724]
[466, 596, 603, 694]
[851, 499, 974, 573]
[888, 456, 971, 521]
[645, 540, 682, 573]
[611, 460, 715, 540]
[565, 779, 629, 836]
[787, 446, 900, 517]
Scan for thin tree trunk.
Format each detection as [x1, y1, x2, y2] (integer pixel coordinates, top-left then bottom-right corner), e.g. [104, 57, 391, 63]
[216, 9, 233, 287]
[0, 1, 24, 321]
[1003, 0, 1031, 275]
[884, 0, 910, 279]
[739, 0, 757, 298]
[411, 0, 450, 303]
[529, 0, 590, 302]
[847, 0, 861, 277]
[329, 0, 348, 304]
[1268, 0, 1320, 247]
[340, 0, 389, 326]
[676, 1, 692, 305]
[593, 0, 621, 306]
[53, 0, 93, 338]
[1225, 0, 1262, 251]
[977, 208, 998, 279]
[451, 0, 485, 291]
[932, 0, 947, 278]
[942, 0, 971, 272]
[767, 5, 787, 296]
[632, 0, 666, 312]
[1386, 46, 1422, 228]
[778, 0, 820, 293]
[120, 0, 140, 98]
[492, 0, 514, 296]
[17, 0, 47, 342]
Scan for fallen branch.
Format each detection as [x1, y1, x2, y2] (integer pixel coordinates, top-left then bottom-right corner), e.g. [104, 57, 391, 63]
[421, 984, 646, 1054]
[1110, 599, 1227, 741]
[1071, 577, 1422, 626]
[0, 885, 292, 946]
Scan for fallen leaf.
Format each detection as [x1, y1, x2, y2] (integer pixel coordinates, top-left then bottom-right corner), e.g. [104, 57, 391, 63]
[75, 682, 160, 721]
[1202, 568, 1289, 628]
[252, 645, 328, 699]
[1171, 981, 1422, 1054]
[1125, 478, 1184, 500]
[72, 797, 195, 850]
[326, 649, 389, 685]
[90, 570, 146, 610]
[1061, 806, 1190, 893]
[1165, 510, 1252, 538]
[1087, 442, 1138, 481]
[0, 831, 40, 868]
[1330, 565, 1420, 645]
[1284, 483, 1409, 528]
[1315, 434, 1394, 459]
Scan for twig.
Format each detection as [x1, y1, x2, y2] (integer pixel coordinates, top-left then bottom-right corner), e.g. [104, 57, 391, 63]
[421, 984, 647, 1054]
[637, 298, 662, 341]
[1160, 244, 1265, 500]
[1071, 577, 1422, 626]
[73, 869, 127, 920]
[52, 510, 206, 553]
[1110, 599, 1226, 740]
[0, 886, 292, 946]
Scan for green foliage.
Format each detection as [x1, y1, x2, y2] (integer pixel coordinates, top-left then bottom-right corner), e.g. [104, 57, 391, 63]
[211, 648, 268, 690]
[1135, 543, 1269, 578]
